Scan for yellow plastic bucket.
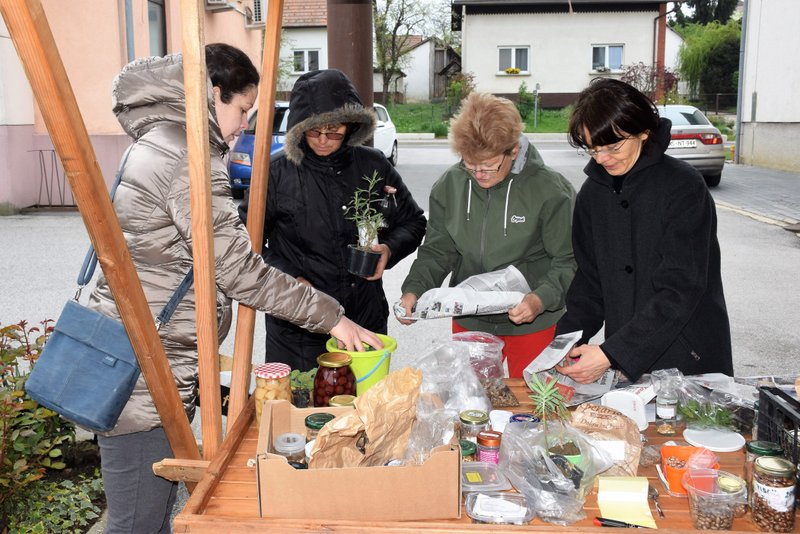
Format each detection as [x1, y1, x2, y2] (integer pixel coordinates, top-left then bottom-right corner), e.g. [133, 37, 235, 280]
[325, 334, 397, 396]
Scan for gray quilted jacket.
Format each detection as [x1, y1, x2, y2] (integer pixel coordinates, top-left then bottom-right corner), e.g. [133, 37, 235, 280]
[88, 54, 343, 437]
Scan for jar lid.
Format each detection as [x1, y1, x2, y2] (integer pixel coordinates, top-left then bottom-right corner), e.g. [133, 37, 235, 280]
[273, 432, 306, 454]
[305, 412, 336, 430]
[316, 352, 353, 368]
[755, 456, 796, 476]
[509, 413, 540, 424]
[477, 430, 502, 447]
[718, 474, 744, 493]
[254, 362, 291, 380]
[745, 440, 783, 456]
[329, 394, 356, 407]
[460, 409, 489, 425]
[459, 439, 477, 456]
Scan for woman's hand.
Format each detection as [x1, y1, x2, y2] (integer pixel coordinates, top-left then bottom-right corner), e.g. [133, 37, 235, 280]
[508, 292, 543, 325]
[555, 344, 611, 384]
[330, 317, 383, 352]
[365, 244, 392, 281]
[296, 275, 312, 286]
[396, 292, 418, 325]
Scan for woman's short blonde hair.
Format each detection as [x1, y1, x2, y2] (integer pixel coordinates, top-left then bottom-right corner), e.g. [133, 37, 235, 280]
[449, 92, 523, 161]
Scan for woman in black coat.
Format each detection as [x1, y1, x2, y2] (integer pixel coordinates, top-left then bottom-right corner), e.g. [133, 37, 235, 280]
[556, 79, 732, 384]
[241, 69, 426, 371]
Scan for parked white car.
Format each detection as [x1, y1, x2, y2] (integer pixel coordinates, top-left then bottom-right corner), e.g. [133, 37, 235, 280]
[372, 103, 398, 166]
[660, 104, 725, 187]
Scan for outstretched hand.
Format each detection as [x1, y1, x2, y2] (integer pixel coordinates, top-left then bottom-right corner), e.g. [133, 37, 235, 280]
[555, 344, 611, 384]
[329, 316, 383, 352]
[396, 292, 418, 325]
[365, 244, 392, 281]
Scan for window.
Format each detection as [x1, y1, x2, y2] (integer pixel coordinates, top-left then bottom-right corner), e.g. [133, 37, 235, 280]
[148, 0, 167, 57]
[592, 44, 623, 71]
[292, 50, 320, 73]
[497, 46, 529, 74]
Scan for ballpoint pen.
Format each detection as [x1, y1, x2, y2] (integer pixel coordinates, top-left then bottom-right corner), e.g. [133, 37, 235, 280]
[594, 517, 653, 528]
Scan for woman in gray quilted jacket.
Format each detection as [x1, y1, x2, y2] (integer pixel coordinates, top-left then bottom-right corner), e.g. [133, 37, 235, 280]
[89, 43, 381, 533]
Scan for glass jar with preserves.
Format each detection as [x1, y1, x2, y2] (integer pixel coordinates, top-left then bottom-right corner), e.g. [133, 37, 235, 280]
[476, 430, 502, 464]
[274, 432, 307, 466]
[752, 456, 796, 532]
[313, 352, 356, 407]
[253, 362, 292, 425]
[329, 394, 356, 407]
[746, 441, 783, 500]
[459, 409, 489, 443]
[305, 412, 336, 442]
[459, 439, 477, 462]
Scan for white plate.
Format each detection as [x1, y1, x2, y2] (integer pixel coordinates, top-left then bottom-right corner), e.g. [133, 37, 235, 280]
[683, 427, 746, 452]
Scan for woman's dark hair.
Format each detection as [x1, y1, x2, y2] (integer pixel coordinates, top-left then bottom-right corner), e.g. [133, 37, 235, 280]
[567, 78, 659, 149]
[205, 43, 259, 104]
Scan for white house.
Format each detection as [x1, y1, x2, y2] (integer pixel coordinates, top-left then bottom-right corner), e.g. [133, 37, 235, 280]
[452, 0, 677, 106]
[738, 0, 799, 172]
[402, 37, 462, 102]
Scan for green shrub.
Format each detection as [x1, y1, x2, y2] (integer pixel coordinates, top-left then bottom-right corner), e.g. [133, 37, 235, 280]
[433, 122, 449, 138]
[1, 320, 75, 525]
[517, 82, 536, 120]
[3, 469, 103, 533]
[445, 72, 475, 116]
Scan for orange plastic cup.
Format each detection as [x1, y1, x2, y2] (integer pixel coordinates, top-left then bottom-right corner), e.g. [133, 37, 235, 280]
[661, 445, 719, 496]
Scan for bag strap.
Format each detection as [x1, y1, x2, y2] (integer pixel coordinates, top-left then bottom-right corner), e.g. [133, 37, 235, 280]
[75, 143, 194, 330]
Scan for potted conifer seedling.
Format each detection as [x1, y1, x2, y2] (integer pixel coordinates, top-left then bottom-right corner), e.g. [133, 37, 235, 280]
[345, 171, 385, 277]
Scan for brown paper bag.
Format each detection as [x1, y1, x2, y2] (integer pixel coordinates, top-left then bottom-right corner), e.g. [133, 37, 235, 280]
[571, 403, 642, 476]
[310, 368, 423, 468]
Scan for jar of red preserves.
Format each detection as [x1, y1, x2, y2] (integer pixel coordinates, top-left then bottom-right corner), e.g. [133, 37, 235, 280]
[313, 352, 356, 407]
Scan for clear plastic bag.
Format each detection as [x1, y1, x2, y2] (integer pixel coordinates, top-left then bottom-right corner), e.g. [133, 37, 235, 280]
[498, 421, 615, 525]
[452, 331, 520, 408]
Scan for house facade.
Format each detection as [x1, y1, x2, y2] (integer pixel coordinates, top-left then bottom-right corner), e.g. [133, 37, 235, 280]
[452, 0, 675, 107]
[738, 0, 799, 172]
[0, 0, 264, 212]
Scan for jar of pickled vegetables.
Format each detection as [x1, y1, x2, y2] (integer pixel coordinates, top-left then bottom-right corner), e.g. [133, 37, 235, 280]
[313, 352, 356, 407]
[254, 362, 292, 425]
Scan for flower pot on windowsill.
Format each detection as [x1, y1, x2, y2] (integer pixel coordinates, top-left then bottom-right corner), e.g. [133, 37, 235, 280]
[347, 244, 381, 278]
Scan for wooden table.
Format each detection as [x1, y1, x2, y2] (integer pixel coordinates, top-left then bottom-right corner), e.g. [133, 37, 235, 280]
[173, 379, 798, 533]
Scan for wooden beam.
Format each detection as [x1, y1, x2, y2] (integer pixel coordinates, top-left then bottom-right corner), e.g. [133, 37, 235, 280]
[0, 0, 200, 463]
[180, 0, 223, 460]
[153, 458, 211, 483]
[228, 0, 286, 425]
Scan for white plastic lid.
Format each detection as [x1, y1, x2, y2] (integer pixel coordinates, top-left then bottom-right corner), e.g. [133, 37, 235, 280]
[683, 427, 746, 452]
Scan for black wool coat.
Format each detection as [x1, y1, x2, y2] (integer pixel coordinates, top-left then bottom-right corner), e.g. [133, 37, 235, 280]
[556, 119, 733, 382]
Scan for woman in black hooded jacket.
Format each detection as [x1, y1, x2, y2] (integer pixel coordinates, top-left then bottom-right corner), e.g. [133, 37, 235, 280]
[241, 69, 426, 370]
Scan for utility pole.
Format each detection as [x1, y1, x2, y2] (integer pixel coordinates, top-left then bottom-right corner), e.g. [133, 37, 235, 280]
[327, 0, 374, 108]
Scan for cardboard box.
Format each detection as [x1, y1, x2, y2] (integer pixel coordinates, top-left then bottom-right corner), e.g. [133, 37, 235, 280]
[256, 400, 462, 521]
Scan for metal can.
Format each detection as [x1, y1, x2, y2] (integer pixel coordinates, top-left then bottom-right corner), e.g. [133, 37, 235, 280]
[459, 409, 489, 443]
[752, 456, 796, 532]
[476, 430, 502, 464]
[313, 352, 356, 407]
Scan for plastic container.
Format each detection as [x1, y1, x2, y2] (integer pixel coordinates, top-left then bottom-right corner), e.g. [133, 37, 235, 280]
[661, 445, 719, 496]
[274, 432, 307, 466]
[752, 456, 796, 532]
[313, 352, 356, 407]
[464, 491, 534, 525]
[461, 462, 513, 493]
[683, 469, 747, 530]
[254, 363, 292, 425]
[304, 412, 336, 442]
[460, 409, 489, 443]
[325, 334, 397, 395]
[476, 430, 502, 464]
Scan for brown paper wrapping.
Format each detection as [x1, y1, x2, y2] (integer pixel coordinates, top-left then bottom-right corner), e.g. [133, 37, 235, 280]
[310, 368, 423, 468]
[571, 403, 643, 476]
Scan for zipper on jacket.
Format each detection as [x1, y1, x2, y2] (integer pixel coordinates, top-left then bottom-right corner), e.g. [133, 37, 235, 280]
[690, 350, 700, 361]
[479, 189, 492, 271]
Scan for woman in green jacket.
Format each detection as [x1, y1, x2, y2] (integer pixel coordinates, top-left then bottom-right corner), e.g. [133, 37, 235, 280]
[399, 92, 576, 377]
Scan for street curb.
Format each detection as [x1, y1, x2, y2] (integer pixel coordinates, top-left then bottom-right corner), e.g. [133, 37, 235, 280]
[715, 201, 800, 229]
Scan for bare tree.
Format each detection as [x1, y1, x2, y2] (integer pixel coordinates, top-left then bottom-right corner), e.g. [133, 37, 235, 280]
[373, 0, 432, 104]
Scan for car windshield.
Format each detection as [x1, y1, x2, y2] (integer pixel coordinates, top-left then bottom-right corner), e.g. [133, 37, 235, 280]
[661, 107, 711, 126]
[245, 106, 289, 134]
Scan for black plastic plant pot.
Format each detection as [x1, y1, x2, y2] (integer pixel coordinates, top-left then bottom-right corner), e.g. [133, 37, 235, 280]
[347, 244, 381, 277]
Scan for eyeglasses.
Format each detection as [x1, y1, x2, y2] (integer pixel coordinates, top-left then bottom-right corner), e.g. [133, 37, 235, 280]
[306, 129, 345, 141]
[581, 136, 633, 158]
[459, 154, 507, 177]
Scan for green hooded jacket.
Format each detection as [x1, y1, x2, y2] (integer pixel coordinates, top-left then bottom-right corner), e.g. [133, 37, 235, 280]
[402, 137, 576, 335]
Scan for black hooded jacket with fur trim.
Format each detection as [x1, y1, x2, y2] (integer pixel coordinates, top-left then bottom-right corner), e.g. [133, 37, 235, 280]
[240, 69, 426, 367]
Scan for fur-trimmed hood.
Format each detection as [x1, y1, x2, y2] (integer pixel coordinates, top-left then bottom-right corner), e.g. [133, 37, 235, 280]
[284, 69, 376, 164]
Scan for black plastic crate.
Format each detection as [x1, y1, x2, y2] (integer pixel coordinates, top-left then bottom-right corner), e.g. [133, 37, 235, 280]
[757, 386, 800, 492]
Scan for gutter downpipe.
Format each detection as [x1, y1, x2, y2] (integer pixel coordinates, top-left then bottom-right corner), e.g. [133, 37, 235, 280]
[734, 0, 749, 165]
[651, 2, 668, 102]
[125, 0, 134, 62]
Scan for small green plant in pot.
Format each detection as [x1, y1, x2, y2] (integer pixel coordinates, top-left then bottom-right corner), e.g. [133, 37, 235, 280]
[290, 368, 316, 408]
[345, 171, 385, 277]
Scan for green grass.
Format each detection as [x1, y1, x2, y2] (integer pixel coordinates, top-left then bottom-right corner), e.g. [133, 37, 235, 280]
[387, 102, 570, 136]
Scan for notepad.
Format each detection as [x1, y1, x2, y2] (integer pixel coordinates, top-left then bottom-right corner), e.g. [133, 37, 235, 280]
[597, 476, 658, 529]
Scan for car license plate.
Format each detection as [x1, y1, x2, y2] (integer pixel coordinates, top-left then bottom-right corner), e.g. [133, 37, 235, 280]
[669, 139, 697, 149]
